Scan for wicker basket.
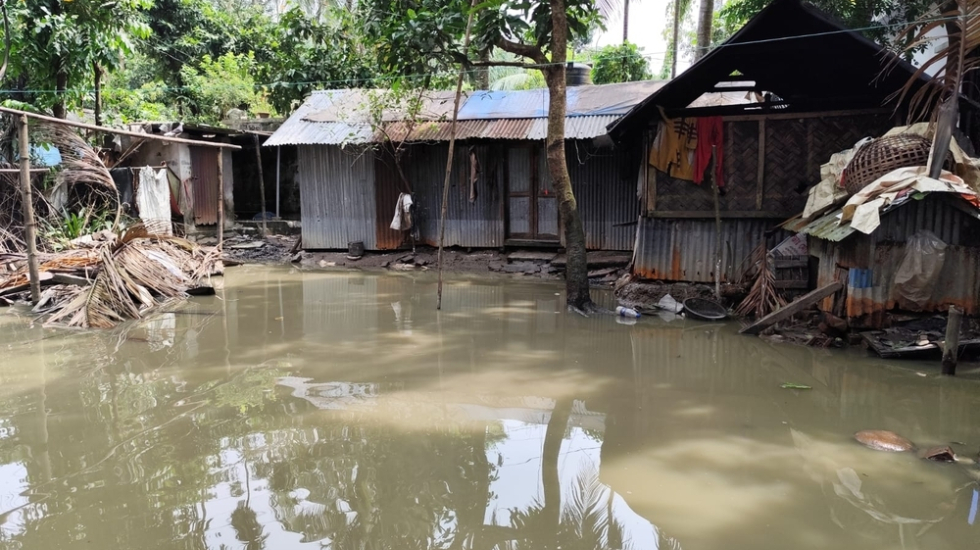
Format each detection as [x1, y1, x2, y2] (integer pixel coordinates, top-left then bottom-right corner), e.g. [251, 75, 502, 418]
[841, 134, 938, 195]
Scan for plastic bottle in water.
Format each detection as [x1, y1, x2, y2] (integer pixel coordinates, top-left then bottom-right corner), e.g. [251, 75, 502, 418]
[615, 306, 641, 318]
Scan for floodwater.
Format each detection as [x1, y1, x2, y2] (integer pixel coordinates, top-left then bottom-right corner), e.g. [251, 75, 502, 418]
[1, 267, 980, 550]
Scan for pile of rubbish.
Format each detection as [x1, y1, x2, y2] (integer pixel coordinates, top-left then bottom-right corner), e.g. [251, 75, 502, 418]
[0, 227, 220, 328]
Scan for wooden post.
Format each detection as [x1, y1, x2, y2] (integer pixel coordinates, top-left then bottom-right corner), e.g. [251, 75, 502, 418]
[756, 118, 766, 210]
[711, 145, 722, 299]
[217, 150, 224, 251]
[275, 146, 281, 219]
[253, 134, 267, 235]
[18, 115, 41, 304]
[942, 305, 962, 376]
[436, 0, 478, 311]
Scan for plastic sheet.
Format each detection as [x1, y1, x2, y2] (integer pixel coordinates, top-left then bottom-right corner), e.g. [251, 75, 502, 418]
[894, 230, 946, 309]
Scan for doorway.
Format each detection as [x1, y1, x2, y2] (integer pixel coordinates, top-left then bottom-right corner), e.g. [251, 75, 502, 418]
[506, 146, 558, 244]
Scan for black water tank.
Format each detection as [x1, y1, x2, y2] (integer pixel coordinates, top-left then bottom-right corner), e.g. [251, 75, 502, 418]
[566, 63, 593, 87]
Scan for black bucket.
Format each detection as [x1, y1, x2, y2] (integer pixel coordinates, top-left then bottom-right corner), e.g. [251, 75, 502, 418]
[348, 241, 365, 259]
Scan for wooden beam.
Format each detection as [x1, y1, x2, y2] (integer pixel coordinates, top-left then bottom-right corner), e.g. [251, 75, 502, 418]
[740, 281, 843, 335]
[756, 118, 766, 210]
[649, 210, 792, 219]
[0, 106, 242, 150]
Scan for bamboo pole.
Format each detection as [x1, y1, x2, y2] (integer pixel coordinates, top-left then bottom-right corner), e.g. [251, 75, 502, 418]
[436, 0, 478, 310]
[18, 115, 41, 304]
[710, 145, 721, 299]
[217, 150, 225, 251]
[253, 134, 267, 235]
[0, 105, 241, 150]
[942, 306, 962, 376]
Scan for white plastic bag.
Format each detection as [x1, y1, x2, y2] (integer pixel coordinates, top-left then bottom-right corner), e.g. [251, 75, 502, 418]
[894, 230, 946, 309]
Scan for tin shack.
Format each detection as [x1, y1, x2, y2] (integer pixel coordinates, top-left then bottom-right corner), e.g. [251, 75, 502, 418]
[606, 0, 930, 284]
[264, 81, 679, 252]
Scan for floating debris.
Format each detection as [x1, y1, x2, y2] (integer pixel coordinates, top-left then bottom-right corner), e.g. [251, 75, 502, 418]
[854, 430, 916, 452]
[781, 383, 812, 390]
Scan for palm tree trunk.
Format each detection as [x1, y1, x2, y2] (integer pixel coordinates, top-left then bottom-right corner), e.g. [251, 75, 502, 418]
[623, 0, 630, 43]
[695, 0, 713, 60]
[671, 0, 681, 77]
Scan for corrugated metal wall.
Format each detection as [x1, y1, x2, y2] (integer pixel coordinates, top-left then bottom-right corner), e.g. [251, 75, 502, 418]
[567, 141, 640, 251]
[872, 196, 980, 247]
[298, 145, 377, 249]
[810, 197, 980, 327]
[408, 144, 505, 248]
[634, 217, 787, 282]
[190, 146, 219, 225]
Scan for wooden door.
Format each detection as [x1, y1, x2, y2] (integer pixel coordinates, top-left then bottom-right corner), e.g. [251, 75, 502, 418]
[506, 146, 558, 242]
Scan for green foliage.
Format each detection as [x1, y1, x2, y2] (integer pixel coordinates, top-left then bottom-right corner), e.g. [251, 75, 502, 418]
[177, 52, 265, 124]
[591, 42, 651, 84]
[7, 0, 152, 115]
[102, 80, 176, 124]
[718, 0, 934, 52]
[41, 207, 114, 251]
[257, 7, 376, 114]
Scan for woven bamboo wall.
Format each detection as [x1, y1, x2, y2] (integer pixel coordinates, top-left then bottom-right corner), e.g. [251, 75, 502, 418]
[648, 113, 894, 215]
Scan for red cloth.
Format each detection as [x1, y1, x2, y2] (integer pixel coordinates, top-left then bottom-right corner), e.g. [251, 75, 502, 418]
[694, 116, 724, 187]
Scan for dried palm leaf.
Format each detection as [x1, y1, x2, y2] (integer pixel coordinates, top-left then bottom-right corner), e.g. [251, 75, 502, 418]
[33, 121, 122, 230]
[735, 249, 786, 319]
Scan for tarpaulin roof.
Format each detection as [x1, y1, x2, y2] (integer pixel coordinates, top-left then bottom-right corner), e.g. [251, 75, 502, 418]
[267, 81, 747, 146]
[607, 0, 929, 141]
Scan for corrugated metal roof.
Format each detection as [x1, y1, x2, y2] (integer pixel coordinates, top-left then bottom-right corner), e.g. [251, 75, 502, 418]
[786, 193, 980, 242]
[267, 82, 714, 146]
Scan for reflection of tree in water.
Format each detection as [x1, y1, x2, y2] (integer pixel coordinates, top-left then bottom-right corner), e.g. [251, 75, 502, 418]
[256, 418, 501, 550]
[231, 458, 267, 550]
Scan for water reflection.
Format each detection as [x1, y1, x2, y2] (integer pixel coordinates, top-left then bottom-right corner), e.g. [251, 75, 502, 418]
[0, 268, 978, 549]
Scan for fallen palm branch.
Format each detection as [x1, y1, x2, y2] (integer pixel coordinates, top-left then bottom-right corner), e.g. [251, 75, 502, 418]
[0, 227, 219, 328]
[735, 244, 787, 319]
[33, 121, 122, 231]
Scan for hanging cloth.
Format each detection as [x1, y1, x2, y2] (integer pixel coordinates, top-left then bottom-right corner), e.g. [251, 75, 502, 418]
[390, 193, 414, 231]
[694, 116, 725, 188]
[136, 167, 173, 236]
[648, 117, 698, 181]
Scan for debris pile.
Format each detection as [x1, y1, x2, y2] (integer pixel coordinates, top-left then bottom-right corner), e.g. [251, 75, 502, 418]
[0, 227, 219, 328]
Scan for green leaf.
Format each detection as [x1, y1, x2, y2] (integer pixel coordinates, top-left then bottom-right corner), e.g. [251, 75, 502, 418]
[407, 8, 417, 19]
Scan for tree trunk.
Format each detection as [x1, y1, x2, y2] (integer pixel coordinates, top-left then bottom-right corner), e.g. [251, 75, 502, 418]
[547, 0, 592, 309]
[623, 0, 630, 43]
[671, 0, 680, 78]
[475, 48, 491, 90]
[93, 62, 103, 127]
[53, 68, 67, 119]
[695, 0, 713, 60]
[542, 398, 573, 532]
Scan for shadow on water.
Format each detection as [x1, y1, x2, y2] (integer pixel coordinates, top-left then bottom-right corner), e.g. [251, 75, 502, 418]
[0, 266, 978, 549]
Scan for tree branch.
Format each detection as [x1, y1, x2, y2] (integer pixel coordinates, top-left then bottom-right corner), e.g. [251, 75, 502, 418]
[468, 60, 543, 69]
[495, 37, 548, 65]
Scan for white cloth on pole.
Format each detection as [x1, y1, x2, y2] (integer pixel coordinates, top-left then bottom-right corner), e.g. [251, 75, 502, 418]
[390, 193, 414, 231]
[136, 166, 172, 235]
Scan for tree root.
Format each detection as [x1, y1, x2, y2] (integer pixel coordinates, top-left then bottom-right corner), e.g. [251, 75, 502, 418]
[568, 301, 612, 318]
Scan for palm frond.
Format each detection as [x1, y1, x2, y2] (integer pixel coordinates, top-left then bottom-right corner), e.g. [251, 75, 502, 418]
[887, 1, 980, 121]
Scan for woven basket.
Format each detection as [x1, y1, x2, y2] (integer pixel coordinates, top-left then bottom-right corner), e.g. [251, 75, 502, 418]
[841, 134, 937, 195]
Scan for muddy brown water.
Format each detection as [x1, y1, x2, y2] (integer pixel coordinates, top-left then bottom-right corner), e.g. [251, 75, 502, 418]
[1, 266, 980, 549]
